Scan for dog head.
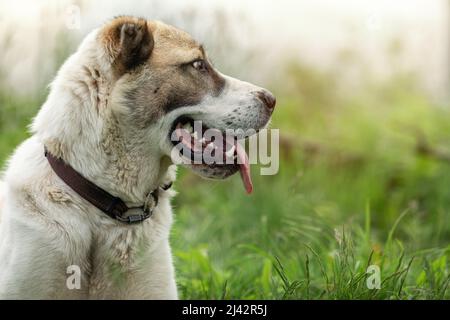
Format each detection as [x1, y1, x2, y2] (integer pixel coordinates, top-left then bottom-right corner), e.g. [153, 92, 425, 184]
[34, 16, 275, 197]
[104, 17, 275, 193]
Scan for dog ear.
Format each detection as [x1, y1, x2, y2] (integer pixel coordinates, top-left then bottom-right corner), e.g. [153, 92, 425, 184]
[102, 17, 154, 74]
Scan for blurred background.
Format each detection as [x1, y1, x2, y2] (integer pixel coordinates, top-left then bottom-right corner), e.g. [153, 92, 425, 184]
[0, 0, 449, 299]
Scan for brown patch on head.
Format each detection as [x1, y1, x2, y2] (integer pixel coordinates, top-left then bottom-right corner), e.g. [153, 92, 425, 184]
[134, 21, 225, 112]
[102, 18, 225, 127]
[100, 16, 154, 76]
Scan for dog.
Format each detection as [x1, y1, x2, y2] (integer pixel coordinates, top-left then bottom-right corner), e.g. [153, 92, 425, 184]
[0, 16, 275, 299]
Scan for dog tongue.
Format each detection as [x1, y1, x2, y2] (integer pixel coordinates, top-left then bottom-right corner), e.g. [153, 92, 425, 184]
[174, 125, 253, 194]
[235, 141, 253, 194]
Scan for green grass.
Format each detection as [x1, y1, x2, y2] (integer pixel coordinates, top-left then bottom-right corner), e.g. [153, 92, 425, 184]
[170, 64, 450, 300]
[0, 91, 42, 162]
[0, 62, 449, 300]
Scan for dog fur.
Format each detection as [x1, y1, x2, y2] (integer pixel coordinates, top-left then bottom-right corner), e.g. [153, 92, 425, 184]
[0, 16, 274, 299]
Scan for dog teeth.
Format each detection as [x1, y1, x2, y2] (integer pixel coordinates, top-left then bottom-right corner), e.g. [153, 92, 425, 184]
[225, 145, 236, 158]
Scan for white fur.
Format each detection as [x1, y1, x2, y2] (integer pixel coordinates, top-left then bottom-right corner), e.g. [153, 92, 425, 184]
[0, 28, 178, 299]
[0, 21, 271, 299]
[0, 180, 4, 223]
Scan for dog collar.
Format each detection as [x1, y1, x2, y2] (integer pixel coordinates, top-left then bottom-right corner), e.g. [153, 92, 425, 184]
[44, 148, 172, 224]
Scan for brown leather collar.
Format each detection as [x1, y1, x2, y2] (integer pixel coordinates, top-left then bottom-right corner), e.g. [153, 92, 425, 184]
[44, 148, 172, 224]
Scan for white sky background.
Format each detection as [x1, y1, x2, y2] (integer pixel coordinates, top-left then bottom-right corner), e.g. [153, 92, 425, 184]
[0, 0, 448, 99]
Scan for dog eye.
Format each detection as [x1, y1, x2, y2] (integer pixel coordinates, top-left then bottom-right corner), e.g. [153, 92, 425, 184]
[192, 60, 207, 72]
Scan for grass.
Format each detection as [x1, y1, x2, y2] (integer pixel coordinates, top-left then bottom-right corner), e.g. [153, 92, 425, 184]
[170, 64, 450, 300]
[0, 61, 449, 299]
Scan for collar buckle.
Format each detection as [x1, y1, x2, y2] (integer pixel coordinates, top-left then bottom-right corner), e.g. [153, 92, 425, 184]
[116, 212, 150, 224]
[115, 189, 160, 224]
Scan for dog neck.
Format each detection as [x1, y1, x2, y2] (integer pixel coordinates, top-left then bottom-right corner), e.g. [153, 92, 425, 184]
[32, 42, 172, 206]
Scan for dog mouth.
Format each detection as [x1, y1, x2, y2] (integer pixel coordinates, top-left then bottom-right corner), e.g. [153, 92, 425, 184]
[170, 116, 253, 194]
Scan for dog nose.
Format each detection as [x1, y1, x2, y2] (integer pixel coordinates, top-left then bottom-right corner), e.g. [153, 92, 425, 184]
[256, 90, 276, 110]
